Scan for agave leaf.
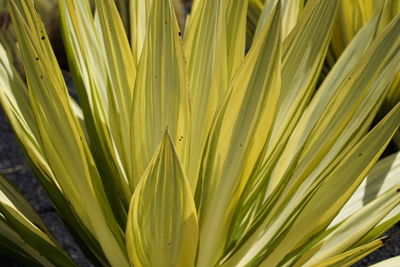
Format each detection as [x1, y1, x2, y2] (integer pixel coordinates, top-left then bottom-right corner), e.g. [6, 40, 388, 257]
[128, 0, 187, 63]
[0, 0, 399, 266]
[0, 0, 58, 75]
[184, 0, 252, 191]
[376, 1, 400, 144]
[347, 154, 400, 248]
[331, 0, 400, 59]
[376, 0, 400, 34]
[70, 99, 86, 137]
[195, 5, 281, 266]
[331, 0, 376, 57]
[246, 0, 263, 45]
[244, 0, 338, 197]
[0, 176, 52, 241]
[371, 255, 400, 267]
[129, 0, 153, 65]
[307, 239, 384, 267]
[125, 0, 190, 38]
[264, 104, 400, 266]
[296, 186, 400, 266]
[8, 1, 129, 265]
[0, 175, 76, 266]
[268, 10, 400, 205]
[228, 19, 398, 264]
[267, 0, 337, 150]
[0, 43, 39, 146]
[94, 0, 136, 188]
[0, 40, 108, 265]
[254, 0, 304, 40]
[183, 0, 229, 190]
[59, 0, 109, 110]
[129, 0, 188, 62]
[0, 219, 54, 266]
[383, 74, 400, 116]
[331, 152, 400, 227]
[225, 0, 250, 80]
[267, 14, 400, 240]
[353, 207, 400, 249]
[126, 131, 198, 267]
[60, 0, 132, 226]
[226, 0, 338, 251]
[246, 8, 400, 240]
[114, 0, 130, 34]
[130, 0, 190, 187]
[224, 100, 400, 266]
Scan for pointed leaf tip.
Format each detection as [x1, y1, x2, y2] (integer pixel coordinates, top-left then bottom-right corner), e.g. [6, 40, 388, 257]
[126, 130, 198, 267]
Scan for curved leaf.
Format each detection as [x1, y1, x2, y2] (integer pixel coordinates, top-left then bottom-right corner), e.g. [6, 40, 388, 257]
[126, 131, 198, 267]
[183, 0, 228, 190]
[0, 175, 75, 266]
[196, 4, 281, 265]
[9, 1, 129, 265]
[130, 0, 190, 188]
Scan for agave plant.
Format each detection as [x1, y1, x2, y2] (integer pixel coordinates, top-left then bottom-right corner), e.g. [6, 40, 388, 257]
[0, 0, 400, 266]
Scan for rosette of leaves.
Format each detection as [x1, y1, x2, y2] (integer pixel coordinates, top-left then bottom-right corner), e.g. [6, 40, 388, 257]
[0, 0, 400, 266]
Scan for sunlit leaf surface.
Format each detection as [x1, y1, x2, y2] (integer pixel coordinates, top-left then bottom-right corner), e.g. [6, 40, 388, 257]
[0, 0, 398, 266]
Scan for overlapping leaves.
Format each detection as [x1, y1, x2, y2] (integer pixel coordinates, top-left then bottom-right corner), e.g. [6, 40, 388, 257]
[0, 0, 399, 266]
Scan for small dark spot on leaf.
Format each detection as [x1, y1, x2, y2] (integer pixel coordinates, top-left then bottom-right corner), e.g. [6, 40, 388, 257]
[35, 57, 39, 60]
[40, 75, 43, 79]
[41, 36, 45, 40]
[240, 143, 243, 147]
[178, 32, 182, 36]
[396, 188, 400, 193]
[165, 21, 168, 24]
[358, 153, 362, 157]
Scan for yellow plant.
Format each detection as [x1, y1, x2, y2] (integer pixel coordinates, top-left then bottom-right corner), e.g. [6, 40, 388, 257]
[331, 0, 400, 147]
[0, 0, 400, 266]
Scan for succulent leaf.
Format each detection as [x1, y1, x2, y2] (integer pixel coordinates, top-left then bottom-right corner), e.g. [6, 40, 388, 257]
[126, 131, 198, 267]
[0, 0, 398, 266]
